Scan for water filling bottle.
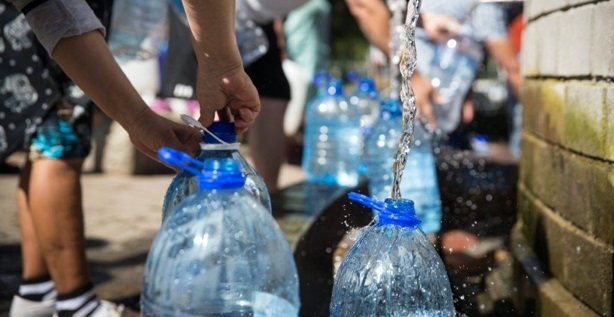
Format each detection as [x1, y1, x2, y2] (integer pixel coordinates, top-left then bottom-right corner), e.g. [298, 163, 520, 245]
[142, 149, 300, 316]
[162, 121, 271, 222]
[330, 193, 455, 316]
[302, 77, 363, 186]
[365, 99, 442, 234]
[429, 31, 483, 134]
[108, 0, 168, 62]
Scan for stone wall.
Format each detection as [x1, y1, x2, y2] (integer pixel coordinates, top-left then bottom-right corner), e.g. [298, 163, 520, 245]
[513, 0, 614, 316]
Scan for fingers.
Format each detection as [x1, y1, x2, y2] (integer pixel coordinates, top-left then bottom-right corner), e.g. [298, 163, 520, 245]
[216, 107, 233, 122]
[417, 98, 437, 129]
[462, 99, 474, 124]
[199, 108, 215, 129]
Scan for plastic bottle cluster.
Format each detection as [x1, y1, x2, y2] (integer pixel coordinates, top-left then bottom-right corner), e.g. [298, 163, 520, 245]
[302, 73, 443, 234]
[143, 148, 299, 316]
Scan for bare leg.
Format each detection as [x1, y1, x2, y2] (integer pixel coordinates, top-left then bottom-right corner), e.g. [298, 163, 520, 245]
[27, 158, 90, 294]
[17, 161, 49, 280]
[248, 97, 288, 192]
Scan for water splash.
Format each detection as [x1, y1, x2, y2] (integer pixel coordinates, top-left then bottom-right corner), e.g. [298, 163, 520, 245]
[386, 0, 406, 101]
[391, 0, 421, 200]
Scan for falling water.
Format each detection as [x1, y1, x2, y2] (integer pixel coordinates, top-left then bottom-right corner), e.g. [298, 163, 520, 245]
[390, 0, 421, 200]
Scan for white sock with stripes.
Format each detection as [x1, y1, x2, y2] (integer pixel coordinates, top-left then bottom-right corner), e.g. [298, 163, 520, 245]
[55, 283, 101, 317]
[18, 275, 57, 302]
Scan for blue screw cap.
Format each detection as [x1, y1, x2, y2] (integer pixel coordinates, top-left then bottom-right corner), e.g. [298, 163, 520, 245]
[202, 121, 237, 144]
[158, 147, 246, 189]
[348, 192, 421, 227]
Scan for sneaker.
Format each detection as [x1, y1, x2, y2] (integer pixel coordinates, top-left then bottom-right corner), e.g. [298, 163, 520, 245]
[51, 300, 125, 317]
[91, 300, 125, 317]
[9, 295, 55, 317]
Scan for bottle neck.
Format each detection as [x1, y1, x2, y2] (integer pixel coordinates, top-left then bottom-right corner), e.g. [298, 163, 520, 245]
[200, 142, 241, 151]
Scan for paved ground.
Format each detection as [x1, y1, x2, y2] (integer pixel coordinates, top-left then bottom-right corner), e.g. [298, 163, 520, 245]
[0, 154, 306, 316]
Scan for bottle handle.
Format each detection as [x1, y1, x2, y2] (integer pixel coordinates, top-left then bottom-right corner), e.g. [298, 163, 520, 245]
[158, 147, 204, 176]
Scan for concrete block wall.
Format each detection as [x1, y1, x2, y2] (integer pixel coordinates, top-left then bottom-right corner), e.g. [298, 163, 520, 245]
[515, 0, 614, 316]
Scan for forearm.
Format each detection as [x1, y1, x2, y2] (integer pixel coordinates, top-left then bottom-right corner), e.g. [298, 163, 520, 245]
[486, 39, 521, 97]
[182, 0, 243, 71]
[52, 31, 149, 129]
[345, 0, 391, 55]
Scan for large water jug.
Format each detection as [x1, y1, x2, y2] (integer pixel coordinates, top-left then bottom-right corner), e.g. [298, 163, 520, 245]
[162, 121, 271, 222]
[108, 0, 168, 62]
[429, 31, 483, 134]
[365, 99, 442, 234]
[348, 75, 380, 135]
[142, 149, 300, 316]
[330, 193, 455, 316]
[235, 7, 270, 66]
[302, 78, 363, 186]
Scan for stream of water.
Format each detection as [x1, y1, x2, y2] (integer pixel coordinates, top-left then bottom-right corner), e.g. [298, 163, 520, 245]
[390, 0, 421, 200]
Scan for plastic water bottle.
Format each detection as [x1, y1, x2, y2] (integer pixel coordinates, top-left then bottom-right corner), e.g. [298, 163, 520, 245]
[365, 99, 442, 234]
[429, 31, 483, 134]
[348, 75, 380, 135]
[235, 7, 269, 66]
[143, 150, 300, 316]
[108, 0, 168, 62]
[330, 193, 455, 316]
[302, 78, 363, 186]
[162, 121, 271, 222]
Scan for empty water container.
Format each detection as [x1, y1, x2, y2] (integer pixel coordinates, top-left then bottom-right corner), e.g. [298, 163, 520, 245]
[302, 78, 363, 186]
[365, 99, 442, 234]
[108, 0, 168, 61]
[142, 149, 300, 316]
[235, 7, 269, 66]
[348, 75, 380, 135]
[330, 193, 455, 316]
[162, 121, 271, 222]
[429, 31, 483, 134]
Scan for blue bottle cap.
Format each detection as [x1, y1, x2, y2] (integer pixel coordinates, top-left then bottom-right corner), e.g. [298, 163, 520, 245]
[348, 192, 421, 227]
[327, 79, 344, 97]
[358, 77, 376, 95]
[158, 147, 246, 190]
[196, 158, 246, 190]
[202, 121, 237, 144]
[313, 72, 332, 85]
[380, 98, 402, 117]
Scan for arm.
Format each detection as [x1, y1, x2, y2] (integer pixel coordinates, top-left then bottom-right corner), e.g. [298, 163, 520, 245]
[485, 39, 521, 97]
[345, 0, 391, 55]
[182, 0, 261, 134]
[52, 31, 202, 159]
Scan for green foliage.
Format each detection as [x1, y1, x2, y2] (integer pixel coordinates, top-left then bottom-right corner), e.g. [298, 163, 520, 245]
[329, 0, 369, 75]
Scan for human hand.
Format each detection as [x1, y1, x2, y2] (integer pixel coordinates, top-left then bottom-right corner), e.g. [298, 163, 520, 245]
[195, 63, 261, 135]
[125, 108, 202, 164]
[411, 72, 443, 129]
[420, 12, 462, 43]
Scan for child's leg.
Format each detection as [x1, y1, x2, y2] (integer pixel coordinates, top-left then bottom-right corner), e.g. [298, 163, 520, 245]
[28, 157, 89, 294]
[17, 161, 49, 281]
